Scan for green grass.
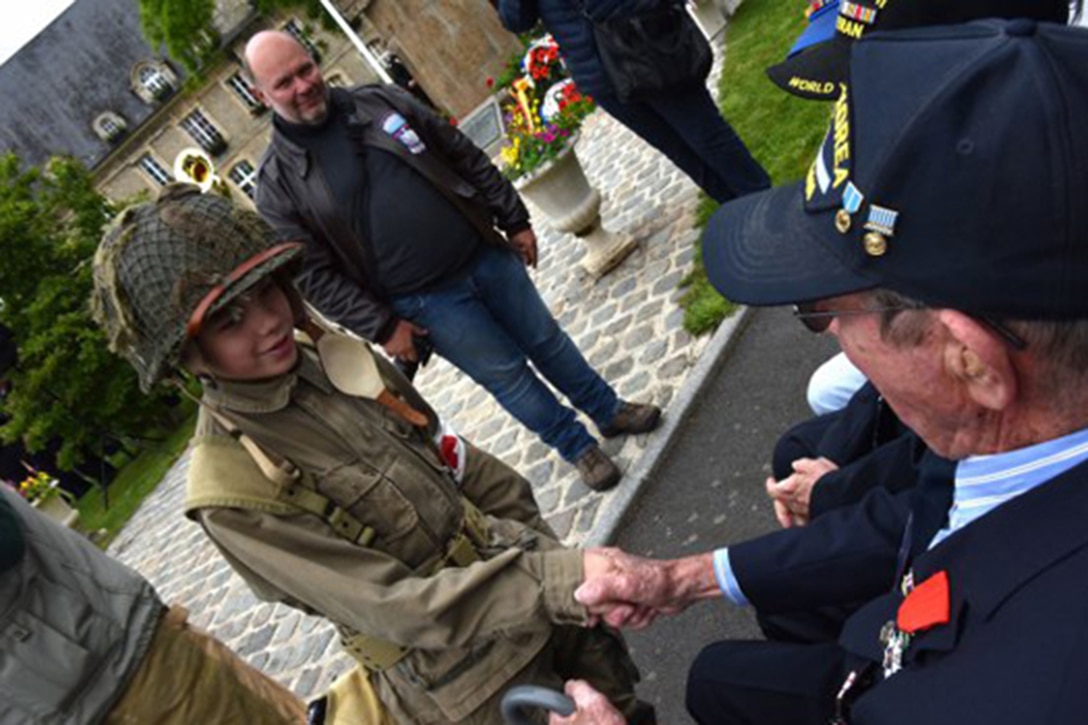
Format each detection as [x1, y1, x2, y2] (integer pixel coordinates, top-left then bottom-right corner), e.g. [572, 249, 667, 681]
[75, 414, 196, 548]
[679, 0, 832, 334]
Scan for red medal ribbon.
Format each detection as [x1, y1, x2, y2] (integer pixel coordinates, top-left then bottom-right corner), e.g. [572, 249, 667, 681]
[896, 570, 950, 634]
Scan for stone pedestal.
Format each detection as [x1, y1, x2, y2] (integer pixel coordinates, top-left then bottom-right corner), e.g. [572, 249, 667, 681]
[693, 0, 728, 39]
[33, 494, 80, 529]
[515, 142, 636, 278]
[716, 0, 744, 18]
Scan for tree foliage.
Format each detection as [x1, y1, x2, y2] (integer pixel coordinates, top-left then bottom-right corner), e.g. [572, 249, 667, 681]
[138, 0, 328, 73]
[0, 154, 175, 470]
[139, 0, 218, 73]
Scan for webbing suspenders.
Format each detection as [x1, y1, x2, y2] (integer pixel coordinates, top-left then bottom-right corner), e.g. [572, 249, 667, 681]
[201, 403, 490, 671]
[201, 405, 378, 549]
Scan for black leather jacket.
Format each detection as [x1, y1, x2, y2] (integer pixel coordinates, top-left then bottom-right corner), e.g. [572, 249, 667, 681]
[256, 84, 530, 343]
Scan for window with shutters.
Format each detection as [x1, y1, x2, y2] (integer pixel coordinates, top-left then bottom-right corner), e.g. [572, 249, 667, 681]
[93, 112, 127, 143]
[138, 154, 172, 186]
[180, 109, 227, 155]
[284, 19, 320, 61]
[136, 63, 174, 102]
[228, 160, 259, 199]
[226, 72, 263, 113]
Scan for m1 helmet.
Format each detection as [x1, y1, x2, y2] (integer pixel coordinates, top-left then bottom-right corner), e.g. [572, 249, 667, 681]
[91, 183, 302, 391]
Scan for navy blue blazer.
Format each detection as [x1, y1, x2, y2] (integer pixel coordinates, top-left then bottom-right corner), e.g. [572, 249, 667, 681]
[842, 458, 1088, 724]
[731, 452, 954, 614]
[732, 455, 1088, 723]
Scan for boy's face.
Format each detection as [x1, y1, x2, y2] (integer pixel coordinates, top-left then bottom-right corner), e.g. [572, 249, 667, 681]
[193, 278, 298, 382]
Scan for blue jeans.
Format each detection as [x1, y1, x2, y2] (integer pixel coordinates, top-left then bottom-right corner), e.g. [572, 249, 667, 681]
[595, 85, 770, 204]
[390, 246, 620, 462]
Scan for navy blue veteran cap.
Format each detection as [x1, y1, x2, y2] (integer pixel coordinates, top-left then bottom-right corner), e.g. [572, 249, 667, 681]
[704, 20, 1088, 321]
[767, 0, 1072, 101]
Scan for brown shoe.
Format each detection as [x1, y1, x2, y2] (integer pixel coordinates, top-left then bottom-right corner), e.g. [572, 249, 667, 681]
[598, 401, 662, 438]
[574, 446, 622, 491]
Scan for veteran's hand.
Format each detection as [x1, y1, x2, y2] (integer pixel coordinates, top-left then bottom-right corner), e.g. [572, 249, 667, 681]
[549, 681, 625, 725]
[581, 548, 667, 629]
[766, 456, 838, 528]
[579, 548, 717, 629]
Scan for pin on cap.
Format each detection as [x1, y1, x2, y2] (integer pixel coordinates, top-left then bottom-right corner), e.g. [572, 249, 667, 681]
[836, 181, 866, 234]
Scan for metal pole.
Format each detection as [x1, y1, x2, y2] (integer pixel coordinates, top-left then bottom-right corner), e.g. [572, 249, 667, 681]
[317, 0, 394, 84]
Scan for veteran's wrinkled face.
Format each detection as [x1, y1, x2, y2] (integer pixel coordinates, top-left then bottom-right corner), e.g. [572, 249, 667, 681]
[248, 34, 328, 125]
[193, 279, 298, 382]
[822, 292, 978, 460]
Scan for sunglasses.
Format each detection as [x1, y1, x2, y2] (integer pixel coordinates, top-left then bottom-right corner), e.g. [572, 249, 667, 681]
[792, 302, 1027, 351]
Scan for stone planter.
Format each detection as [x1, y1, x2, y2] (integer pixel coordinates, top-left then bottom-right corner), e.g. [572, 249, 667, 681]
[32, 494, 80, 529]
[514, 140, 636, 278]
[716, 0, 744, 18]
[693, 0, 728, 39]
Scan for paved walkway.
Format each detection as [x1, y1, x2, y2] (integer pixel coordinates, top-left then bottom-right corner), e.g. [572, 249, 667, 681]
[107, 33, 734, 702]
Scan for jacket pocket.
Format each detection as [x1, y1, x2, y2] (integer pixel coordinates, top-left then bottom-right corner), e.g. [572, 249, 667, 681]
[395, 630, 550, 722]
[0, 608, 97, 717]
[319, 459, 421, 547]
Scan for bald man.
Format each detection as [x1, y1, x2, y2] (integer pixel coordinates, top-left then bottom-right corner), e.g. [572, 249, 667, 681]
[244, 30, 661, 492]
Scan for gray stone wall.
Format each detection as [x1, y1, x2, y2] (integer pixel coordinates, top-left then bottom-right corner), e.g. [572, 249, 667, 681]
[362, 0, 521, 118]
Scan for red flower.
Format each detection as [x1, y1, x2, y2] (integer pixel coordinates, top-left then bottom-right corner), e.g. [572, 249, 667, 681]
[486, 77, 495, 88]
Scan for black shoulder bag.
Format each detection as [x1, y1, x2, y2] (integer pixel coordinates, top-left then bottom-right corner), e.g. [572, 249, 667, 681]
[584, 1, 713, 103]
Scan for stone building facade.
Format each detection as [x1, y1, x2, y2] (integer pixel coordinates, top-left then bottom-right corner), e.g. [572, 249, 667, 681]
[0, 0, 521, 205]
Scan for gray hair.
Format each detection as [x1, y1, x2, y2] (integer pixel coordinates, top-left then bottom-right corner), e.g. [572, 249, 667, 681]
[870, 288, 1088, 386]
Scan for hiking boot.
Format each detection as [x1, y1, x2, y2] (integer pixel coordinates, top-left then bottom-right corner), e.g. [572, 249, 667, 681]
[598, 401, 662, 438]
[574, 445, 622, 491]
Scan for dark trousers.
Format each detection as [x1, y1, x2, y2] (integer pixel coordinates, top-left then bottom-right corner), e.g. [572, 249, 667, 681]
[594, 85, 770, 204]
[686, 640, 844, 725]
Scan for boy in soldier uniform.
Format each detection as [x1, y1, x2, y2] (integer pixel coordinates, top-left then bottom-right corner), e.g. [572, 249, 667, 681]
[90, 184, 650, 725]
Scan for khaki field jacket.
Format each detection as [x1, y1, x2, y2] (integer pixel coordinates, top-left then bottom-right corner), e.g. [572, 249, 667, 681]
[184, 350, 586, 723]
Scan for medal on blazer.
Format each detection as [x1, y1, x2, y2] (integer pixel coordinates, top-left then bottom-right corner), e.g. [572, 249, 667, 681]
[880, 569, 950, 678]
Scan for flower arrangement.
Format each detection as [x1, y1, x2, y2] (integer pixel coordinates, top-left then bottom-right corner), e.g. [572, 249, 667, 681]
[16, 468, 66, 506]
[493, 35, 597, 180]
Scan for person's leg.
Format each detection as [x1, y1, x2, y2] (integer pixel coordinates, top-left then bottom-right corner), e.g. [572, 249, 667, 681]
[772, 407, 847, 480]
[595, 88, 769, 204]
[106, 606, 306, 724]
[389, 264, 598, 463]
[467, 246, 621, 429]
[643, 85, 771, 202]
[686, 640, 842, 725]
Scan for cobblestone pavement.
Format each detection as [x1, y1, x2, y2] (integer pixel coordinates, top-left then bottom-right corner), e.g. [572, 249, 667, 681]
[107, 33, 735, 703]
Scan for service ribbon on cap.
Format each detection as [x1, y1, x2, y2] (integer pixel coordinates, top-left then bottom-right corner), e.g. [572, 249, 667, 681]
[840, 1, 878, 24]
[864, 204, 899, 236]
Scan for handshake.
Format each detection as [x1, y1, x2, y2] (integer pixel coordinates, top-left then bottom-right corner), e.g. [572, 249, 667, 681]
[577, 548, 720, 630]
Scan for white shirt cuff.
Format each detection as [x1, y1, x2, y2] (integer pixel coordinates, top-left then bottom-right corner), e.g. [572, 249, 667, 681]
[713, 548, 750, 607]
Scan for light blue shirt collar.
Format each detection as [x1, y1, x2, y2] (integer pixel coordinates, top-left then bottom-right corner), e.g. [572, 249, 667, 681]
[929, 426, 1088, 548]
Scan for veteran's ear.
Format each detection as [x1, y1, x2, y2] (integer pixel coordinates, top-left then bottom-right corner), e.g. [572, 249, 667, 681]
[939, 310, 1017, 412]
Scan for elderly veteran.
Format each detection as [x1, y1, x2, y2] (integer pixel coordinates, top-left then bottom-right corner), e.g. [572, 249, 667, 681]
[563, 18, 1088, 725]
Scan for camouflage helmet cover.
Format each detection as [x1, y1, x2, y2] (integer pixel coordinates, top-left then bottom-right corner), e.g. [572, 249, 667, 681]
[91, 184, 302, 391]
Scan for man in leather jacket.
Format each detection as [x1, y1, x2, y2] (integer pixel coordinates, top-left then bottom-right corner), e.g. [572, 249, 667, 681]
[246, 31, 660, 491]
